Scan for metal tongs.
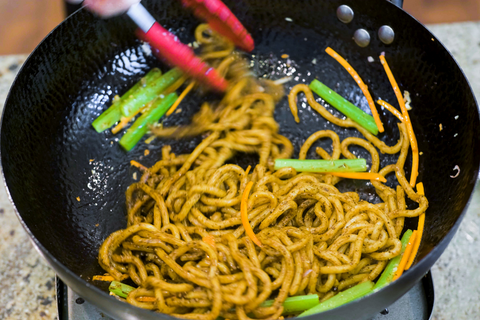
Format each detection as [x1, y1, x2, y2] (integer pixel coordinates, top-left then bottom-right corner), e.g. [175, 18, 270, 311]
[126, 0, 254, 92]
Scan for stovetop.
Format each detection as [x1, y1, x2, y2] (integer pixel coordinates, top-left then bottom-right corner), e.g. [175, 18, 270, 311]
[56, 271, 434, 320]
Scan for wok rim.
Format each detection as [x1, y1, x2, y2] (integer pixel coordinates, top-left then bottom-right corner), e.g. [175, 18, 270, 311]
[1, 1, 479, 319]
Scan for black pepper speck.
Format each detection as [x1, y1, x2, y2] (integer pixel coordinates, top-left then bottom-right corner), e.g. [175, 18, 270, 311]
[8, 63, 18, 71]
[45, 280, 53, 290]
[39, 297, 52, 306]
[23, 274, 30, 283]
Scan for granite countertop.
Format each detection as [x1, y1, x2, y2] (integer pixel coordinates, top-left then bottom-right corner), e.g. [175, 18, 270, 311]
[0, 21, 479, 320]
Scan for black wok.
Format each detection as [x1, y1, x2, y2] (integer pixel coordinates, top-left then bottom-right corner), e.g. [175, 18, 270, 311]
[1, 0, 479, 319]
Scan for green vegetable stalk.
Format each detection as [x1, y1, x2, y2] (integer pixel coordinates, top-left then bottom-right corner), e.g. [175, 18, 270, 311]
[119, 92, 178, 151]
[92, 68, 162, 133]
[274, 159, 367, 172]
[260, 294, 320, 315]
[309, 79, 379, 135]
[299, 281, 374, 317]
[109, 281, 135, 299]
[119, 68, 182, 117]
[372, 229, 414, 292]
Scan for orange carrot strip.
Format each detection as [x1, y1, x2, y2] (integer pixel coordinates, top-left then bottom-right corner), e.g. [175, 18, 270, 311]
[404, 214, 424, 270]
[405, 183, 426, 270]
[112, 104, 149, 134]
[202, 235, 216, 248]
[241, 181, 262, 247]
[166, 82, 195, 116]
[410, 148, 419, 185]
[326, 172, 387, 183]
[93, 275, 115, 282]
[245, 165, 252, 175]
[163, 76, 187, 95]
[130, 160, 148, 171]
[112, 118, 131, 134]
[393, 230, 417, 281]
[137, 296, 157, 302]
[376, 99, 404, 122]
[416, 182, 424, 195]
[326, 47, 384, 133]
[379, 55, 419, 187]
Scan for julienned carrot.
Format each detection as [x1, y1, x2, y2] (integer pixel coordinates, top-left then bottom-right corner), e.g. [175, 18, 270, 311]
[166, 82, 195, 116]
[326, 172, 387, 183]
[326, 47, 384, 133]
[112, 118, 132, 134]
[372, 229, 413, 291]
[112, 104, 150, 134]
[163, 76, 187, 95]
[130, 160, 148, 171]
[409, 147, 419, 186]
[376, 100, 404, 122]
[241, 181, 262, 247]
[202, 234, 216, 248]
[416, 182, 425, 195]
[405, 214, 424, 270]
[405, 182, 426, 270]
[392, 230, 417, 281]
[379, 55, 419, 187]
[92, 275, 115, 282]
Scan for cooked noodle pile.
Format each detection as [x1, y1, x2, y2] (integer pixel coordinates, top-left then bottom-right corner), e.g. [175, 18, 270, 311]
[98, 25, 428, 319]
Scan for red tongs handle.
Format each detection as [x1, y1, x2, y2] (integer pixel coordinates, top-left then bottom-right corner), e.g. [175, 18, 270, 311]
[181, 0, 254, 52]
[137, 22, 228, 92]
[128, 3, 228, 92]
[127, 1, 254, 93]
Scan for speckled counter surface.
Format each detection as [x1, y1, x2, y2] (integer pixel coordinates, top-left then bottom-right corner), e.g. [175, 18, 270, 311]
[0, 55, 57, 319]
[0, 21, 479, 320]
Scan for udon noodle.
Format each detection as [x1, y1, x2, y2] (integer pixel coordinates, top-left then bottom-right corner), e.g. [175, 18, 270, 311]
[97, 24, 428, 319]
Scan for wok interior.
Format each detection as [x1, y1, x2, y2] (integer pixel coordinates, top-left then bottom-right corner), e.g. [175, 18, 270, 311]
[1, 0, 479, 299]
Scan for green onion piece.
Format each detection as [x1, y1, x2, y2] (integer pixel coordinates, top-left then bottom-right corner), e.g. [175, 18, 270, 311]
[92, 68, 162, 133]
[109, 281, 135, 299]
[299, 281, 374, 317]
[372, 229, 414, 292]
[274, 159, 367, 172]
[261, 294, 320, 314]
[120, 68, 183, 117]
[309, 79, 379, 135]
[120, 92, 178, 151]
